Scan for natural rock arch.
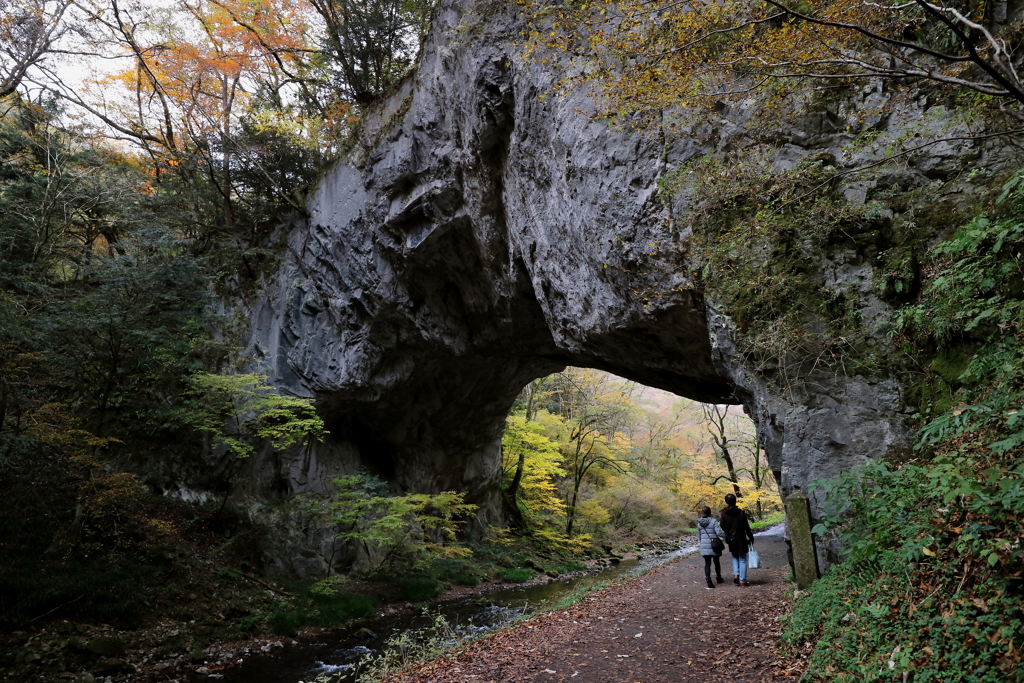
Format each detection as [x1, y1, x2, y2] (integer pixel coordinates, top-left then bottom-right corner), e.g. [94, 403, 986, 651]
[239, 0, 916, 573]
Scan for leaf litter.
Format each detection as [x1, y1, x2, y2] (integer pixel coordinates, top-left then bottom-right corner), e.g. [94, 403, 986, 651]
[389, 536, 805, 682]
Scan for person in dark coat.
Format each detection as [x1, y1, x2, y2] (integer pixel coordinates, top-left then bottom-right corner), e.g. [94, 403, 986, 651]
[720, 493, 755, 586]
[697, 506, 726, 589]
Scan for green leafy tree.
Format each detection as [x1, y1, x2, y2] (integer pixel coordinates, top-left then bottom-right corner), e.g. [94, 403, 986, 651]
[308, 0, 436, 104]
[0, 101, 215, 440]
[52, 227, 211, 436]
[331, 473, 477, 573]
[182, 372, 326, 459]
[178, 372, 326, 519]
[0, 100, 143, 284]
[500, 412, 566, 530]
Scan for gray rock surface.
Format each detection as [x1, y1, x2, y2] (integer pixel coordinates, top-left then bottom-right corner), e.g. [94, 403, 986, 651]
[244, 1, 730, 527]
[229, 0, 1011, 573]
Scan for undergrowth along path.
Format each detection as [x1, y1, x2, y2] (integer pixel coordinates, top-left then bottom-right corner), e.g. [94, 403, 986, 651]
[391, 529, 797, 682]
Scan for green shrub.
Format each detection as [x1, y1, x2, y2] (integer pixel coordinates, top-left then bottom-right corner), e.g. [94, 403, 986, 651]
[496, 568, 533, 583]
[544, 561, 587, 574]
[268, 607, 305, 637]
[395, 577, 442, 601]
[332, 474, 476, 574]
[311, 594, 378, 628]
[237, 614, 263, 634]
[453, 574, 481, 586]
[426, 558, 468, 578]
[217, 567, 243, 582]
[782, 550, 1022, 681]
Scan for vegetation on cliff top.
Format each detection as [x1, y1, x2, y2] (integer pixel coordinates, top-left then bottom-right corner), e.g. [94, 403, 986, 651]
[527, 0, 1024, 126]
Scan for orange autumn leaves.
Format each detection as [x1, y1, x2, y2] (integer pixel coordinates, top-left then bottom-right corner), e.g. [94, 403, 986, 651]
[78, 0, 345, 173]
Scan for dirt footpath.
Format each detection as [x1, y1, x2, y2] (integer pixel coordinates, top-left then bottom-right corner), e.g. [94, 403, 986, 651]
[393, 529, 798, 683]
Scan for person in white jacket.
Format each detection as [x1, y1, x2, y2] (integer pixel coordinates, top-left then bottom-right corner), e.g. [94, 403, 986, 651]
[697, 506, 726, 589]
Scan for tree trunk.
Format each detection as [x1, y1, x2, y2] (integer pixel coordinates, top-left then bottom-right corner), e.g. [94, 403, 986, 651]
[719, 443, 742, 497]
[565, 480, 582, 537]
[503, 447, 528, 532]
[501, 489, 527, 532]
[503, 381, 539, 531]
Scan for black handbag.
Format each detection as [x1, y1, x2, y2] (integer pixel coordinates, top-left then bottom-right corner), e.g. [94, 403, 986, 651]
[702, 525, 725, 553]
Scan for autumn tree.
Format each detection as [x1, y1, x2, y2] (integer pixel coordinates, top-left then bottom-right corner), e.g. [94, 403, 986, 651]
[697, 403, 781, 519]
[500, 370, 782, 544]
[51, 0, 319, 233]
[700, 403, 742, 497]
[545, 369, 637, 537]
[530, 0, 1024, 127]
[732, 423, 777, 520]
[0, 0, 72, 98]
[503, 376, 542, 510]
[500, 411, 566, 530]
[630, 399, 686, 480]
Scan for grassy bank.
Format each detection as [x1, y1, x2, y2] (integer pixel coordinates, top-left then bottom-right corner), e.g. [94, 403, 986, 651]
[751, 512, 786, 532]
[779, 192, 1024, 680]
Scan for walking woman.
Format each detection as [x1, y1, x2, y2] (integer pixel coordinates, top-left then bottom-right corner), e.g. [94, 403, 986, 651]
[697, 506, 726, 589]
[720, 493, 755, 587]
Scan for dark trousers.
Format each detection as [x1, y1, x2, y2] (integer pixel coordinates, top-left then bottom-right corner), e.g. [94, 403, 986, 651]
[704, 554, 722, 579]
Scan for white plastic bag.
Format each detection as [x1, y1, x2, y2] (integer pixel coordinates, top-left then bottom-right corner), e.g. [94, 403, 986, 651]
[747, 546, 761, 569]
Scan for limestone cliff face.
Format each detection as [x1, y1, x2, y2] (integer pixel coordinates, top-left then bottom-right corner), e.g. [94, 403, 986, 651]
[245, 3, 730, 513]
[238, 0, 1010, 574]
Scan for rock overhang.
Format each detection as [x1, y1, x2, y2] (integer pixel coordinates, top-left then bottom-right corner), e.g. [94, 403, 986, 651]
[242, 0, 932, 574]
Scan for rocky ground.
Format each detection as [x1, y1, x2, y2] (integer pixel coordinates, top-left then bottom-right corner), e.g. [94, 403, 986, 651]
[0, 621, 292, 683]
[390, 529, 804, 682]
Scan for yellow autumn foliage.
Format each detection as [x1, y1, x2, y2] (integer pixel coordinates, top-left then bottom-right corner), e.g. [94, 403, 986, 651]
[526, 0, 1016, 130]
[501, 369, 783, 549]
[502, 411, 567, 516]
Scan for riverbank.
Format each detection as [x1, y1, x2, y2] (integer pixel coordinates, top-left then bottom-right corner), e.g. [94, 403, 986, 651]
[0, 534, 701, 683]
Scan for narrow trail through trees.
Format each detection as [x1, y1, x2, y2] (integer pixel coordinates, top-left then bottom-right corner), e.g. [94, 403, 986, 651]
[393, 529, 795, 682]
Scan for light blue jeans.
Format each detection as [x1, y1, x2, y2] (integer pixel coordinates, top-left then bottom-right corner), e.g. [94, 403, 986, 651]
[732, 553, 748, 583]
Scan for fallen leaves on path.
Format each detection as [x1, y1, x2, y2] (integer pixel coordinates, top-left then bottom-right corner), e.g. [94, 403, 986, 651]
[390, 537, 807, 683]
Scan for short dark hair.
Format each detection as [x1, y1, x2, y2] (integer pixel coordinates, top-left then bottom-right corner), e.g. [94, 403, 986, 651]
[700, 506, 711, 517]
[724, 493, 737, 506]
